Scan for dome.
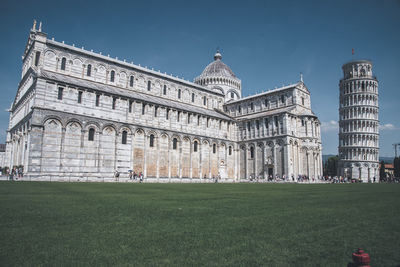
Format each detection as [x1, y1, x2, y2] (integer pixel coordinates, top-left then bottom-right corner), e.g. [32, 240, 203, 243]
[199, 51, 237, 79]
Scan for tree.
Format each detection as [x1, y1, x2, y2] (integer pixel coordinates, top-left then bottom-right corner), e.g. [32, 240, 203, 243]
[323, 156, 338, 177]
[394, 157, 400, 178]
[379, 160, 386, 181]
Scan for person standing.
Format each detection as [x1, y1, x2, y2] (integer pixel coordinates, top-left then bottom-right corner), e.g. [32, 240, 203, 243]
[114, 169, 120, 181]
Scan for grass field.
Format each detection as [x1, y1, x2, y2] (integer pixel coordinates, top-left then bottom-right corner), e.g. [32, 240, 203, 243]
[0, 182, 399, 266]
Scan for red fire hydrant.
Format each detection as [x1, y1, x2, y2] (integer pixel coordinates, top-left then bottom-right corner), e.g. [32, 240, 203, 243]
[351, 248, 371, 267]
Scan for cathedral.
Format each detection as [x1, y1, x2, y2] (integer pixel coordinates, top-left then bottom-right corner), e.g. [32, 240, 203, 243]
[5, 22, 322, 182]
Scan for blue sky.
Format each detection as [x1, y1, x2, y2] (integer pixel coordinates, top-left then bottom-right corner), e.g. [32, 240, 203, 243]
[0, 0, 399, 156]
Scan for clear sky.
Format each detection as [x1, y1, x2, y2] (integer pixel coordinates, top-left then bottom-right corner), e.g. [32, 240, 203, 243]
[0, 0, 399, 156]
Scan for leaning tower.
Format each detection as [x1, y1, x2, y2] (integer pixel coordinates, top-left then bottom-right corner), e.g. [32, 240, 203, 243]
[338, 60, 379, 182]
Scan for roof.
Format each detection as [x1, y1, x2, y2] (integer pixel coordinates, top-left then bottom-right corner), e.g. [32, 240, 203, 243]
[46, 39, 224, 97]
[226, 82, 302, 105]
[197, 51, 238, 80]
[200, 59, 237, 79]
[39, 70, 233, 121]
[235, 106, 296, 121]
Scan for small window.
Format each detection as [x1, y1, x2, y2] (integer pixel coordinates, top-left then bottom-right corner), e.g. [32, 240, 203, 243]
[96, 94, 100, 107]
[154, 106, 158, 117]
[34, 51, 40, 66]
[149, 134, 154, 147]
[173, 138, 178, 150]
[61, 57, 66, 70]
[302, 97, 305, 105]
[130, 76, 134, 87]
[166, 108, 170, 120]
[247, 122, 251, 131]
[197, 115, 200, 126]
[142, 103, 146, 115]
[147, 81, 151, 91]
[194, 141, 198, 152]
[177, 111, 181, 122]
[112, 97, 116, 109]
[58, 87, 63, 100]
[265, 118, 269, 128]
[187, 114, 190, 124]
[256, 120, 259, 130]
[122, 131, 127, 144]
[110, 70, 115, 82]
[274, 117, 278, 127]
[231, 92, 234, 98]
[78, 91, 83, 103]
[178, 89, 181, 99]
[219, 120, 222, 130]
[163, 85, 167, 95]
[203, 96, 207, 105]
[250, 103, 254, 111]
[207, 118, 210, 127]
[229, 146, 232, 155]
[238, 106, 241, 113]
[87, 64, 92, 77]
[265, 99, 269, 107]
[213, 144, 216, 154]
[129, 101, 133, 112]
[250, 147, 254, 159]
[88, 128, 95, 141]
[302, 119, 305, 126]
[192, 93, 195, 102]
[281, 95, 285, 103]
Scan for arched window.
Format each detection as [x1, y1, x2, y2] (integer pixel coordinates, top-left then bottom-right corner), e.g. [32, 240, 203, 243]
[112, 97, 116, 109]
[142, 103, 146, 115]
[122, 131, 127, 144]
[194, 141, 198, 152]
[88, 128, 95, 141]
[149, 134, 154, 147]
[110, 70, 115, 82]
[231, 92, 234, 98]
[213, 144, 216, 154]
[34, 51, 41, 66]
[173, 138, 178, 150]
[147, 81, 151, 91]
[61, 57, 66, 70]
[130, 76, 134, 87]
[229, 146, 232, 155]
[163, 85, 167, 95]
[250, 146, 254, 159]
[87, 64, 92, 77]
[203, 96, 207, 106]
[178, 89, 181, 99]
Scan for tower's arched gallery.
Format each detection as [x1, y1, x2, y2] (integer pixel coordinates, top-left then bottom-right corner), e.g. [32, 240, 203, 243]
[5, 24, 323, 181]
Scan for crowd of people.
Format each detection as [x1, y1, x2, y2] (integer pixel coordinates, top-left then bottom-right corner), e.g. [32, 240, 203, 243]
[2, 167, 24, 181]
[3, 167, 398, 183]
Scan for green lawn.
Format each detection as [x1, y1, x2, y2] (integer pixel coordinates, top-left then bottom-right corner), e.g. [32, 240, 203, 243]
[0, 182, 399, 266]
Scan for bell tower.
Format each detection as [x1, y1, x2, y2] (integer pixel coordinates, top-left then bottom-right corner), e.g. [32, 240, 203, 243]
[338, 60, 379, 182]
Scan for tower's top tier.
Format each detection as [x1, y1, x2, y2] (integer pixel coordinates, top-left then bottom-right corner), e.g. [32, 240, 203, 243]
[342, 60, 373, 80]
